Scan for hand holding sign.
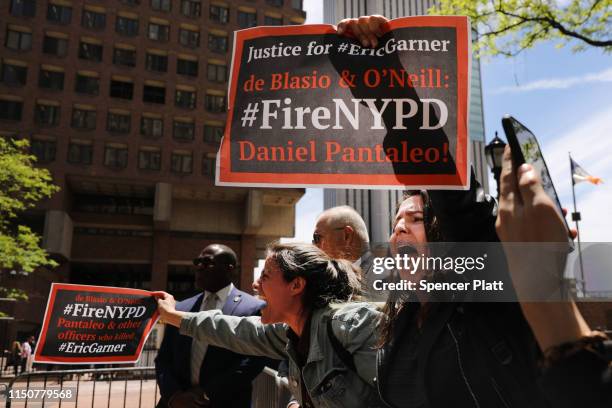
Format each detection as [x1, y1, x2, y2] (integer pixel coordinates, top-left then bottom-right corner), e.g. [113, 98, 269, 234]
[152, 291, 184, 329]
[217, 16, 471, 189]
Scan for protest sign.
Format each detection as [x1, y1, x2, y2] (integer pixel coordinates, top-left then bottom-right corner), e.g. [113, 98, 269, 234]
[34, 284, 159, 364]
[217, 16, 471, 189]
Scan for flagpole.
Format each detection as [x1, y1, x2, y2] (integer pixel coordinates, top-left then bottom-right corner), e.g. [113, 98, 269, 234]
[569, 152, 586, 296]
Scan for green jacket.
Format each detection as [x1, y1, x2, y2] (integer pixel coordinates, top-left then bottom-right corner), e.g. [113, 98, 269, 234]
[179, 302, 383, 407]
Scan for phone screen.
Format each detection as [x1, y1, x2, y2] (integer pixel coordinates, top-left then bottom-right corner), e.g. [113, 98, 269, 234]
[503, 116, 574, 249]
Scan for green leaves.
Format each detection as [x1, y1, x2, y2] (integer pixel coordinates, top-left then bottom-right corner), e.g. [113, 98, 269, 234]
[432, 0, 612, 57]
[0, 138, 60, 304]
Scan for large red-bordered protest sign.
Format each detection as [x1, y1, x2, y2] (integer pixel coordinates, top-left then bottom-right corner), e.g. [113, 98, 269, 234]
[34, 284, 159, 364]
[217, 16, 471, 190]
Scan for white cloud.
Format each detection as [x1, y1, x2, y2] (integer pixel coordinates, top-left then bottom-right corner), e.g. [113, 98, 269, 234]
[543, 105, 612, 226]
[303, 0, 323, 24]
[491, 67, 612, 94]
[536, 105, 612, 291]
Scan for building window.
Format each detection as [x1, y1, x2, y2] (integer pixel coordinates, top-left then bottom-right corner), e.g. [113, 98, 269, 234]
[1, 62, 27, 86]
[141, 116, 163, 138]
[10, 0, 37, 17]
[143, 84, 166, 104]
[205, 94, 225, 113]
[145, 52, 168, 72]
[171, 151, 192, 174]
[173, 120, 195, 141]
[39, 67, 64, 90]
[138, 148, 161, 170]
[0, 99, 23, 120]
[208, 34, 228, 53]
[107, 111, 131, 133]
[267, 0, 283, 6]
[42, 35, 68, 56]
[82, 10, 106, 30]
[116, 16, 139, 36]
[151, 0, 171, 12]
[5, 28, 32, 51]
[175, 89, 196, 109]
[78, 41, 103, 62]
[177, 58, 198, 77]
[181, 0, 201, 17]
[209, 5, 229, 23]
[31, 138, 56, 162]
[204, 124, 223, 144]
[104, 144, 128, 168]
[148, 22, 169, 42]
[238, 11, 257, 28]
[110, 79, 134, 99]
[207, 63, 226, 83]
[179, 28, 200, 48]
[291, 0, 302, 9]
[264, 15, 282, 25]
[75, 73, 100, 95]
[113, 47, 136, 67]
[120, 0, 141, 5]
[47, 3, 72, 24]
[34, 103, 60, 126]
[202, 156, 215, 178]
[68, 140, 93, 164]
[71, 108, 97, 130]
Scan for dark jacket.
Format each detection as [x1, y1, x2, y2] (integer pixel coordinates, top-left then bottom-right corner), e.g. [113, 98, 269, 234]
[155, 287, 268, 408]
[376, 171, 549, 408]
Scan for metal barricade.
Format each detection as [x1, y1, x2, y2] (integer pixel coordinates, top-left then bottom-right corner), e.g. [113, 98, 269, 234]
[2, 365, 291, 407]
[3, 366, 159, 408]
[252, 366, 292, 408]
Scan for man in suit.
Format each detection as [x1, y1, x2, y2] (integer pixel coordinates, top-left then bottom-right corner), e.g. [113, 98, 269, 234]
[155, 244, 267, 408]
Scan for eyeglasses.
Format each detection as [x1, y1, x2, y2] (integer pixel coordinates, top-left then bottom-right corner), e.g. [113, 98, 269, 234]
[312, 227, 345, 245]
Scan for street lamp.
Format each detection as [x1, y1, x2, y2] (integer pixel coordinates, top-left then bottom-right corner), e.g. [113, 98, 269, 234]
[485, 131, 507, 198]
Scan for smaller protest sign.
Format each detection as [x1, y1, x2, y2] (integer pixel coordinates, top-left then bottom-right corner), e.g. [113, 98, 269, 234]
[34, 284, 159, 364]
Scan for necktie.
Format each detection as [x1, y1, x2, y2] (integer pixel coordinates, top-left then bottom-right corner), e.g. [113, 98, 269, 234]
[190, 293, 219, 385]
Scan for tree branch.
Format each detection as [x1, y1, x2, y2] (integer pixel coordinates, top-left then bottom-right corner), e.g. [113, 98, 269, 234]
[495, 8, 612, 48]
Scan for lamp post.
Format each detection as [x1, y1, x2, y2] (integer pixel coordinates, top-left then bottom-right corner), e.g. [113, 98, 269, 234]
[485, 131, 507, 198]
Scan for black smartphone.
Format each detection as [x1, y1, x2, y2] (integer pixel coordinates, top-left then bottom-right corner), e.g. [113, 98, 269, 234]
[501, 114, 574, 250]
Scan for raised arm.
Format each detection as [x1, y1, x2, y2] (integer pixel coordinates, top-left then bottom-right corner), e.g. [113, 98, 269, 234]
[156, 291, 288, 361]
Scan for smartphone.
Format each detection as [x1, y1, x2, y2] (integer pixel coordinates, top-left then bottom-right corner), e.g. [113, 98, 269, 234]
[501, 114, 574, 250]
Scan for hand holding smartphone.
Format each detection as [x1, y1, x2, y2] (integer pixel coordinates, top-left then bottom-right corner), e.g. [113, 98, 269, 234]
[501, 115, 574, 250]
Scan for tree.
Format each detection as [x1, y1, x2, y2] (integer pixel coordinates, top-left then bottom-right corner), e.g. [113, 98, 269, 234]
[432, 0, 612, 56]
[0, 138, 60, 309]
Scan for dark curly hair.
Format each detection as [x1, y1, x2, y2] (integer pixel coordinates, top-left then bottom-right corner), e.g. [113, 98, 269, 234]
[378, 190, 442, 346]
[266, 242, 363, 310]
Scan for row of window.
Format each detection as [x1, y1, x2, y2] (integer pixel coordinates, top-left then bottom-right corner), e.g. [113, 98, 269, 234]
[2, 66, 225, 106]
[10, 0, 303, 20]
[1, 57, 225, 87]
[0, 101, 225, 143]
[0, 78, 226, 112]
[30, 137, 216, 176]
[5, 26, 230, 56]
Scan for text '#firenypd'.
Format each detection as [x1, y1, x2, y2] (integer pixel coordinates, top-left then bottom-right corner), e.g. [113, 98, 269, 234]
[62, 303, 147, 319]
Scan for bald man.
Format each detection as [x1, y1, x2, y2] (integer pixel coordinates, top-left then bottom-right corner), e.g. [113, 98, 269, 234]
[155, 244, 267, 408]
[312, 205, 383, 292]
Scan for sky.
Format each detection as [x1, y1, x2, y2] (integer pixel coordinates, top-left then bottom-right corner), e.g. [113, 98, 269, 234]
[271, 0, 612, 288]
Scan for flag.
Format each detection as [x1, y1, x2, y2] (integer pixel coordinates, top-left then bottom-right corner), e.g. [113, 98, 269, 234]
[571, 158, 603, 185]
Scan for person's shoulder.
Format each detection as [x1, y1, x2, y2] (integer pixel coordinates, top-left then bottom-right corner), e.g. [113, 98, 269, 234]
[233, 288, 265, 309]
[176, 292, 203, 311]
[328, 302, 383, 325]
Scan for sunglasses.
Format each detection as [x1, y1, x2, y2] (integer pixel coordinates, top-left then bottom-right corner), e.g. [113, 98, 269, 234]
[312, 227, 345, 245]
[193, 257, 215, 267]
